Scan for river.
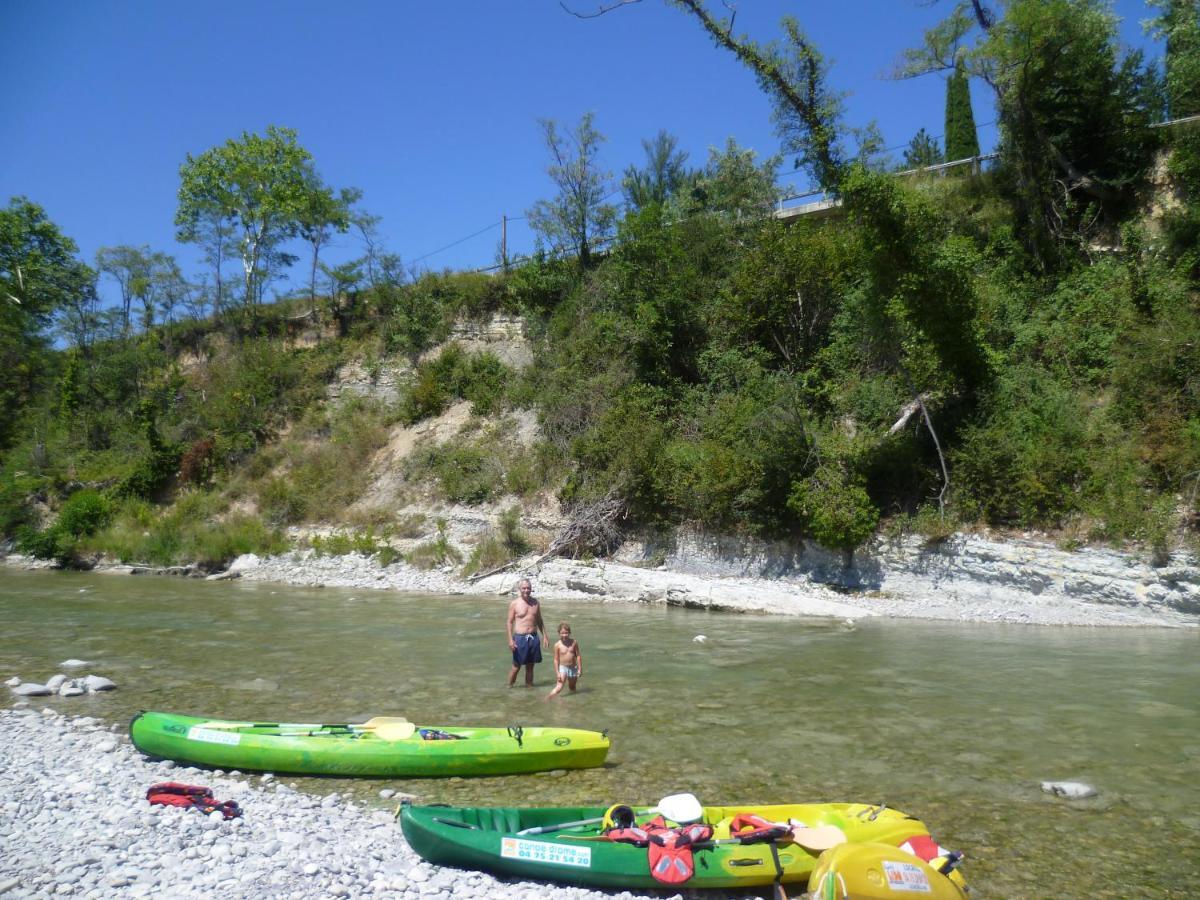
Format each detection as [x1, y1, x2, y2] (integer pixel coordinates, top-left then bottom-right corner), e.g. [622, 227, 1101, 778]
[3, 568, 1198, 897]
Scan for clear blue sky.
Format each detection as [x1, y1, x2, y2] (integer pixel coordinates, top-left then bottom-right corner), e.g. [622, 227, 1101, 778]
[0, 0, 1162, 305]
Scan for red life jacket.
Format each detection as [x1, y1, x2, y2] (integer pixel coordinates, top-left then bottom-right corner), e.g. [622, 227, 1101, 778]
[146, 782, 242, 820]
[728, 813, 792, 844]
[605, 815, 715, 885]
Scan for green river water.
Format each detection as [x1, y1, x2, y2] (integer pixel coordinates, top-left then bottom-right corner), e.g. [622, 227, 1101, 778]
[2, 568, 1198, 897]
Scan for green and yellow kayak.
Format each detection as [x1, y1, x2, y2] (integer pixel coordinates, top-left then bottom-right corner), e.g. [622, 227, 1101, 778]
[129, 711, 610, 777]
[399, 801, 967, 893]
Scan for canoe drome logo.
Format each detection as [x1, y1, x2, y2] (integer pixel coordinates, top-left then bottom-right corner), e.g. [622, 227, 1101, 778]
[500, 837, 591, 868]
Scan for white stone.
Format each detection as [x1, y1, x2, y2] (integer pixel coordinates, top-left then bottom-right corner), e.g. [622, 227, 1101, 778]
[60, 659, 91, 668]
[11, 683, 51, 696]
[83, 675, 117, 693]
[3, 676, 18, 687]
[1041, 780, 1098, 799]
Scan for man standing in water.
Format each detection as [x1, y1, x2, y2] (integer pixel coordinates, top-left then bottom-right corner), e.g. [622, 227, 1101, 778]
[506, 578, 548, 687]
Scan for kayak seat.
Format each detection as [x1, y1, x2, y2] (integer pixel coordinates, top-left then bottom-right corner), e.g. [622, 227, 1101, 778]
[482, 807, 522, 833]
[712, 817, 735, 841]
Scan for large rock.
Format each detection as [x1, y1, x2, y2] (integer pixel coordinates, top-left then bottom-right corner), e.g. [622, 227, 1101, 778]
[228, 554, 261, 575]
[60, 659, 91, 668]
[46, 674, 68, 692]
[11, 683, 51, 696]
[83, 675, 117, 693]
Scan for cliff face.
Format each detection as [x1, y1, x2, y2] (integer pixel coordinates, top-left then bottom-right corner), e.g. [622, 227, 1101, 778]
[291, 313, 1200, 627]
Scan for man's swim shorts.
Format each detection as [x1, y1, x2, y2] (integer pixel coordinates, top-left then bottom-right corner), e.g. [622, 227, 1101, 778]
[511, 632, 542, 666]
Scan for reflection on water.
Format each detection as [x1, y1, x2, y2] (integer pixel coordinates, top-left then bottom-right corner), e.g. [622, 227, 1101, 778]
[3, 569, 1199, 897]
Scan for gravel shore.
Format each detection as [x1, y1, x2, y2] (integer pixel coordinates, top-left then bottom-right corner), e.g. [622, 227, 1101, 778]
[0, 706, 753, 900]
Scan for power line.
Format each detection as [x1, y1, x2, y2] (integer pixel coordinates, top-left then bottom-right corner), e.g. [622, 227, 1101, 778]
[410, 220, 502, 264]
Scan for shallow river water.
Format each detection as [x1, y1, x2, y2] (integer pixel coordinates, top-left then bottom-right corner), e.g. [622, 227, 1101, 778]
[3, 568, 1198, 897]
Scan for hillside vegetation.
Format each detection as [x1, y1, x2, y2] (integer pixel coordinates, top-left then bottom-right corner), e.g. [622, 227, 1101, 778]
[2, 0, 1199, 572]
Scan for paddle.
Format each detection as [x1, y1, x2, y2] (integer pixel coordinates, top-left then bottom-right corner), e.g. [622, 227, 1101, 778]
[788, 822, 847, 851]
[368, 720, 417, 741]
[516, 792, 703, 836]
[197, 716, 415, 739]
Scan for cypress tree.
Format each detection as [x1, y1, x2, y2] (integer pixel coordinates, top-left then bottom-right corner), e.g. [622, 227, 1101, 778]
[944, 63, 981, 163]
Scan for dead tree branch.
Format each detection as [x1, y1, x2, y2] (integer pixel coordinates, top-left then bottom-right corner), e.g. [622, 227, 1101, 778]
[537, 491, 629, 564]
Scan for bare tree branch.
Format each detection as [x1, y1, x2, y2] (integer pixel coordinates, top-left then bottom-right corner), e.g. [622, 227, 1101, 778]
[559, 0, 643, 18]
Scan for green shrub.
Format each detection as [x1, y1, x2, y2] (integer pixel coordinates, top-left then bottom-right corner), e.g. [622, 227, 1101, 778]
[310, 526, 398, 564]
[398, 345, 514, 425]
[407, 442, 503, 505]
[258, 477, 308, 525]
[0, 473, 32, 537]
[406, 519, 461, 569]
[788, 466, 880, 552]
[952, 366, 1088, 526]
[463, 507, 532, 577]
[56, 490, 113, 537]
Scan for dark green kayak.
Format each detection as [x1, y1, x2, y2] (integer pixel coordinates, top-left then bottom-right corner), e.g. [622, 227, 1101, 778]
[400, 801, 956, 891]
[129, 711, 610, 777]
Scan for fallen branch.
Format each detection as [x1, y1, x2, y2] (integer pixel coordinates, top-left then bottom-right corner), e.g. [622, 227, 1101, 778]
[536, 491, 628, 565]
[887, 393, 928, 435]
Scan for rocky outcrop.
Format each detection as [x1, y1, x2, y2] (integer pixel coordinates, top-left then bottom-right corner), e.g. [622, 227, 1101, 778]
[638, 530, 1200, 617]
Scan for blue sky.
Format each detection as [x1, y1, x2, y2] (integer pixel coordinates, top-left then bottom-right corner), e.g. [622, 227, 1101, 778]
[0, 0, 1162, 304]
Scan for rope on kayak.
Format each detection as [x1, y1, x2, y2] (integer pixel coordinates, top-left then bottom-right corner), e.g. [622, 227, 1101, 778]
[507, 724, 524, 748]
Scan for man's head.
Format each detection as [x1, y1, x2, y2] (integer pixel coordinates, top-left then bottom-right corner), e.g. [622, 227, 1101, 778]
[517, 578, 532, 598]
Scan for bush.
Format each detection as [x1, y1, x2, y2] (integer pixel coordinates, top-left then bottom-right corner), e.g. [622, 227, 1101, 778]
[788, 466, 880, 552]
[406, 519, 461, 569]
[56, 490, 112, 537]
[952, 366, 1089, 526]
[463, 507, 532, 576]
[397, 345, 513, 425]
[407, 442, 503, 505]
[310, 527, 399, 566]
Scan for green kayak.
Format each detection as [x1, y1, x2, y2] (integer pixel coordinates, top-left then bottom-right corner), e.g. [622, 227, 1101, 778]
[399, 800, 964, 892]
[129, 711, 610, 777]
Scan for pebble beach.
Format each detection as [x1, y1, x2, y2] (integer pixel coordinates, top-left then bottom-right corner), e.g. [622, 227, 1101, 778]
[0, 706, 754, 900]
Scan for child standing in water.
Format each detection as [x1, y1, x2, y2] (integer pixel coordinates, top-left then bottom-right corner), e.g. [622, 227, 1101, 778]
[547, 622, 583, 698]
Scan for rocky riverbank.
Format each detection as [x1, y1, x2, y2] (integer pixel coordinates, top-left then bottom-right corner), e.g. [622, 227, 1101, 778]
[0, 706, 743, 900]
[5, 527, 1198, 627]
[218, 528, 1199, 627]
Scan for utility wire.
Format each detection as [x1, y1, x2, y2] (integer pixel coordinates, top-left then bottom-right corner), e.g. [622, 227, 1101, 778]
[410, 220, 502, 264]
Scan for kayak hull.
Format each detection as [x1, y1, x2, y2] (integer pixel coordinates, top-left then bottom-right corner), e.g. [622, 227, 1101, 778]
[399, 802, 954, 891]
[129, 711, 609, 777]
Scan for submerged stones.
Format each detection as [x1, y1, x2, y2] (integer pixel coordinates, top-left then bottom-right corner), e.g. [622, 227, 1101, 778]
[7, 667, 118, 698]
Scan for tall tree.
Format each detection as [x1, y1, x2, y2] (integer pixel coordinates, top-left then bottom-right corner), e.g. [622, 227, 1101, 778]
[944, 62, 980, 162]
[526, 112, 617, 267]
[622, 130, 692, 210]
[178, 204, 236, 317]
[902, 0, 1160, 266]
[668, 1, 848, 190]
[297, 179, 357, 312]
[175, 126, 315, 310]
[0, 197, 94, 446]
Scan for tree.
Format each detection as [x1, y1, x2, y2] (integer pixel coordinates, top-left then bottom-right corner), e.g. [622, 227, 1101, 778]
[181, 205, 236, 317]
[902, 0, 1161, 266]
[176, 126, 315, 310]
[1150, 1, 1200, 275]
[668, 1, 848, 190]
[526, 112, 617, 267]
[0, 197, 93, 446]
[683, 139, 781, 219]
[622, 130, 692, 210]
[297, 179, 357, 312]
[903, 128, 944, 169]
[96, 245, 188, 333]
[944, 62, 980, 162]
